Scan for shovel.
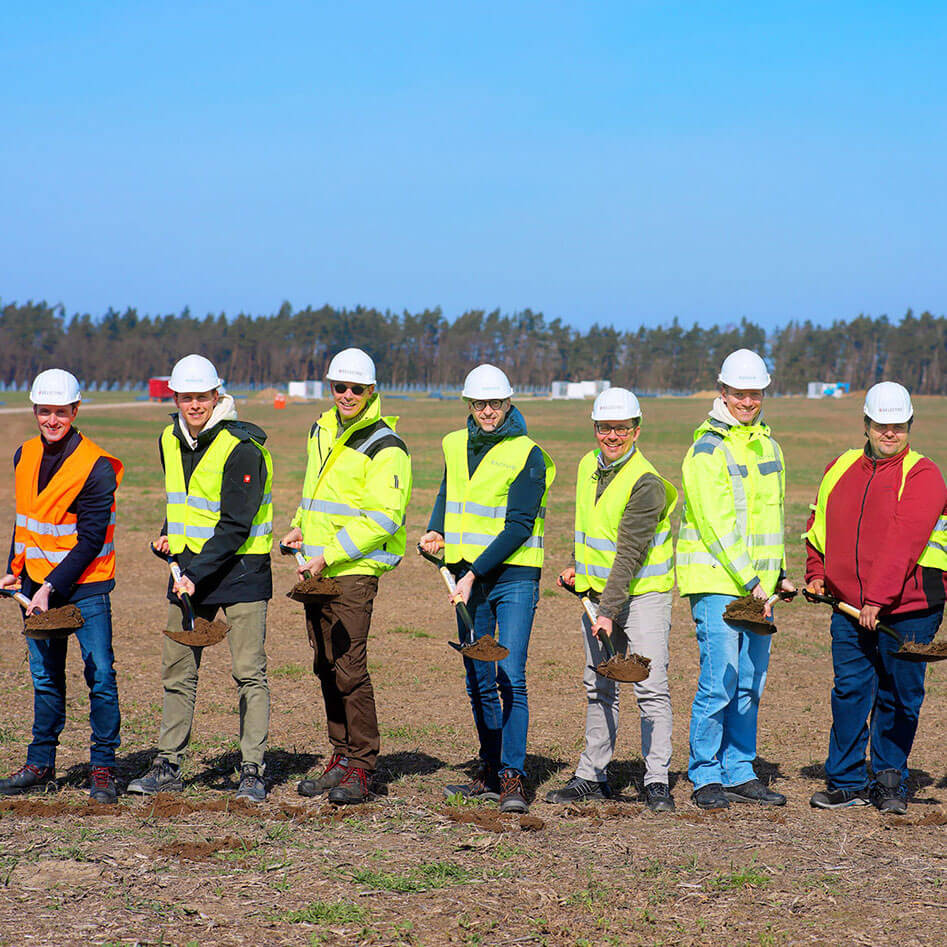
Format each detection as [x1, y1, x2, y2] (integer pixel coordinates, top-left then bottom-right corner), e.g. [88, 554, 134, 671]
[416, 543, 509, 662]
[558, 581, 651, 682]
[0, 587, 84, 640]
[278, 543, 342, 602]
[722, 589, 798, 635]
[803, 588, 947, 662]
[150, 544, 230, 646]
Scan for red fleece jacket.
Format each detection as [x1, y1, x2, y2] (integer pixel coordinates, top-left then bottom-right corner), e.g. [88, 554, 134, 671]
[805, 445, 947, 615]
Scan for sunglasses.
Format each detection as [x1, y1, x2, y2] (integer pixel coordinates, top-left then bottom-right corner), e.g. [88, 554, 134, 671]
[333, 382, 367, 396]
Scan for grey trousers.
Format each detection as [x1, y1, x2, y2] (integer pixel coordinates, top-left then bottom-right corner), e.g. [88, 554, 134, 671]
[158, 600, 270, 768]
[575, 590, 673, 786]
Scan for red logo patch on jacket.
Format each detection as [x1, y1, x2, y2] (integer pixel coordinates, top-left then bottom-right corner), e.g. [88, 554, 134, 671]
[243, 475, 251, 483]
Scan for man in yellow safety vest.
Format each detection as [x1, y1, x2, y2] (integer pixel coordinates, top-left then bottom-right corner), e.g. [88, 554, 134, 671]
[676, 349, 794, 810]
[128, 354, 274, 803]
[285, 348, 412, 805]
[550, 388, 677, 812]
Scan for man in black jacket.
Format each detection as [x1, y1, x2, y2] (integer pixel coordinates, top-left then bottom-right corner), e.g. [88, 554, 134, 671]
[128, 355, 274, 802]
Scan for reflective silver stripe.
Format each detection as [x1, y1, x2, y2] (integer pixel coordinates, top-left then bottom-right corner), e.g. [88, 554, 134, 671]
[364, 510, 400, 535]
[727, 462, 749, 478]
[448, 531, 542, 550]
[354, 426, 396, 455]
[261, 492, 272, 505]
[14, 542, 25, 554]
[337, 528, 361, 559]
[575, 562, 610, 579]
[750, 533, 783, 545]
[581, 535, 618, 553]
[166, 492, 187, 504]
[719, 443, 749, 538]
[676, 550, 719, 567]
[936, 517, 947, 531]
[167, 522, 186, 535]
[25, 547, 68, 563]
[758, 460, 783, 475]
[454, 532, 496, 547]
[186, 525, 215, 539]
[927, 539, 947, 554]
[729, 551, 753, 573]
[678, 525, 700, 542]
[521, 535, 544, 549]
[445, 501, 463, 515]
[247, 522, 272, 538]
[635, 560, 673, 578]
[15, 515, 78, 537]
[300, 498, 360, 517]
[650, 528, 672, 547]
[364, 548, 402, 567]
[715, 529, 741, 549]
[464, 501, 507, 519]
[302, 543, 325, 557]
[187, 496, 221, 513]
[443, 532, 463, 545]
[753, 558, 783, 572]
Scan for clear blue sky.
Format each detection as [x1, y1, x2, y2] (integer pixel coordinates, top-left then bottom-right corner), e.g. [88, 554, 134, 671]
[2, 1, 945, 331]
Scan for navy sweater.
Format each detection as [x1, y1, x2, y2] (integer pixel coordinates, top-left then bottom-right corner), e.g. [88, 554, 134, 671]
[6, 427, 118, 603]
[427, 406, 546, 585]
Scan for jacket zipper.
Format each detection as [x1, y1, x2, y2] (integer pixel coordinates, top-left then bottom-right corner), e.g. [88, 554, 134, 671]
[853, 457, 876, 605]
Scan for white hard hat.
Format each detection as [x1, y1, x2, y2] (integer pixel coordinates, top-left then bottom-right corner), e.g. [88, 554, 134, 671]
[326, 348, 376, 385]
[864, 382, 913, 424]
[29, 369, 81, 406]
[169, 354, 222, 393]
[592, 387, 641, 421]
[462, 364, 513, 400]
[718, 349, 771, 389]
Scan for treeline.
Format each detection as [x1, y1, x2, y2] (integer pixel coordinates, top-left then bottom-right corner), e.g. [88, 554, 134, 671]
[1, 300, 945, 394]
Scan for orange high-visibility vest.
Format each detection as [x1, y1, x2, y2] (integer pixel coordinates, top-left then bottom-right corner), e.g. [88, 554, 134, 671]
[12, 435, 124, 586]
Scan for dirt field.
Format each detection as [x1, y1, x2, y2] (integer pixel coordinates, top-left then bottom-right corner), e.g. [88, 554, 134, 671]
[0, 394, 945, 947]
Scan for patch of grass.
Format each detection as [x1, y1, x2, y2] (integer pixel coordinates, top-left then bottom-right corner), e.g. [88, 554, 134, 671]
[350, 861, 472, 892]
[707, 863, 770, 891]
[380, 723, 438, 742]
[388, 625, 434, 639]
[280, 899, 366, 925]
[271, 662, 307, 678]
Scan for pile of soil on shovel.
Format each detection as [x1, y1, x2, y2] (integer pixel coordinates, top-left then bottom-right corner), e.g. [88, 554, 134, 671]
[288, 575, 342, 601]
[461, 636, 509, 661]
[898, 639, 947, 659]
[165, 617, 230, 647]
[596, 652, 651, 683]
[24, 604, 84, 634]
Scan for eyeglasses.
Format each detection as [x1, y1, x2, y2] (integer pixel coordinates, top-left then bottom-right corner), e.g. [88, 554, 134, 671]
[594, 422, 634, 437]
[469, 399, 507, 411]
[333, 382, 366, 396]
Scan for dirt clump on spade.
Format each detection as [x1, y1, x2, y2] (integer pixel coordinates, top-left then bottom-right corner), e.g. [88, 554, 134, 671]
[460, 637, 509, 661]
[165, 617, 230, 646]
[288, 575, 342, 601]
[24, 605, 84, 634]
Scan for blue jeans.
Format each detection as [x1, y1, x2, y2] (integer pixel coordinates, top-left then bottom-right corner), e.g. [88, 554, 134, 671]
[459, 578, 538, 777]
[26, 593, 121, 769]
[826, 607, 942, 791]
[688, 593, 771, 789]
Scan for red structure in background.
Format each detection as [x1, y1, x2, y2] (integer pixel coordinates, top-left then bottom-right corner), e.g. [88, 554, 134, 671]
[149, 376, 174, 401]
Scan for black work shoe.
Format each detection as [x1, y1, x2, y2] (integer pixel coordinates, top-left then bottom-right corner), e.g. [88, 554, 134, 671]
[0, 763, 56, 796]
[645, 782, 676, 812]
[499, 771, 529, 814]
[723, 778, 786, 806]
[692, 783, 730, 810]
[544, 776, 612, 805]
[127, 758, 183, 795]
[870, 770, 908, 815]
[810, 787, 869, 810]
[328, 766, 371, 805]
[298, 753, 348, 797]
[89, 766, 118, 804]
[235, 763, 266, 803]
[443, 762, 501, 802]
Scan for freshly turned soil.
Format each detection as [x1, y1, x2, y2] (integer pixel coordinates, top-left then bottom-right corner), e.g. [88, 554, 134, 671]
[460, 636, 510, 662]
[287, 575, 342, 601]
[596, 652, 652, 683]
[165, 617, 230, 647]
[23, 604, 84, 635]
[897, 639, 947, 660]
[723, 596, 776, 633]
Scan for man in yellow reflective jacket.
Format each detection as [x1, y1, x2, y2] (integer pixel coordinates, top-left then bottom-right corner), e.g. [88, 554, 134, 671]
[128, 354, 274, 804]
[677, 349, 794, 810]
[284, 348, 412, 805]
[550, 388, 677, 812]
[420, 364, 555, 815]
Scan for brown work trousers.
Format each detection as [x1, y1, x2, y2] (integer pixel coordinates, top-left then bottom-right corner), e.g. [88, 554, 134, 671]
[304, 574, 380, 771]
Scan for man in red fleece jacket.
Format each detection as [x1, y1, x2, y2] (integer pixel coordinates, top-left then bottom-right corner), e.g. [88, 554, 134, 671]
[805, 382, 947, 814]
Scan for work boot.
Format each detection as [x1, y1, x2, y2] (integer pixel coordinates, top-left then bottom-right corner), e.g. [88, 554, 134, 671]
[544, 776, 612, 805]
[810, 787, 869, 810]
[443, 762, 501, 802]
[870, 770, 908, 815]
[235, 763, 267, 803]
[644, 782, 676, 813]
[691, 783, 730, 810]
[0, 763, 56, 796]
[127, 758, 183, 795]
[498, 771, 529, 814]
[723, 778, 786, 806]
[89, 766, 118, 805]
[328, 766, 371, 805]
[297, 753, 348, 797]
